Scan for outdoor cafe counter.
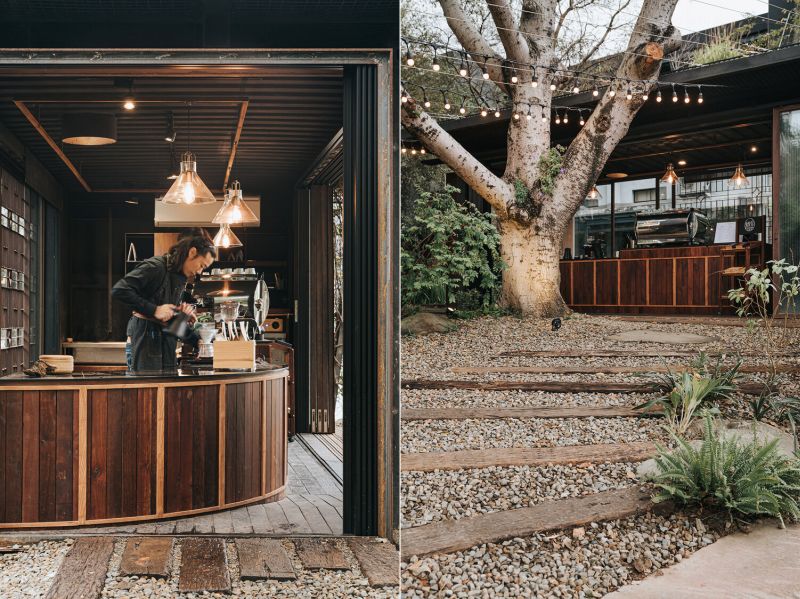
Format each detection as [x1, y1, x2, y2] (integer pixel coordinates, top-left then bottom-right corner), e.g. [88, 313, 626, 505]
[0, 367, 289, 528]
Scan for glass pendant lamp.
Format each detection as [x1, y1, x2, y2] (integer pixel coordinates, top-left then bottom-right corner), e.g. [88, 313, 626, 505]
[212, 223, 242, 248]
[588, 185, 602, 200]
[661, 163, 679, 185]
[729, 164, 749, 188]
[213, 181, 258, 225]
[162, 102, 217, 205]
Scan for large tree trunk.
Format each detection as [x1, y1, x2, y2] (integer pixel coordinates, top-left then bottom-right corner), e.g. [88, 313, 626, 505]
[497, 218, 568, 317]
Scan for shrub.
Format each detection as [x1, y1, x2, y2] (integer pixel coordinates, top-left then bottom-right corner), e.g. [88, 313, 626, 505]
[650, 412, 800, 527]
[637, 355, 741, 436]
[401, 184, 504, 310]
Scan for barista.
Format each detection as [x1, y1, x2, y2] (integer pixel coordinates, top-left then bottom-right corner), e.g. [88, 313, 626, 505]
[112, 229, 217, 372]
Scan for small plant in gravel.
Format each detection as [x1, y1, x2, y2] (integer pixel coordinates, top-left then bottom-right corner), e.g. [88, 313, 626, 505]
[728, 258, 800, 388]
[650, 412, 800, 527]
[637, 355, 741, 436]
[770, 396, 800, 451]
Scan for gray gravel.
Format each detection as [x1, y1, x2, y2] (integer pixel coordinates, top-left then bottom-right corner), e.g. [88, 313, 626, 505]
[401, 417, 666, 454]
[0, 540, 72, 598]
[402, 462, 639, 528]
[401, 511, 721, 598]
[402, 389, 659, 410]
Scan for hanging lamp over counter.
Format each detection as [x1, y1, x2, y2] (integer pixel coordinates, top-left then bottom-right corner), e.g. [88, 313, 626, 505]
[213, 223, 242, 248]
[661, 163, 679, 185]
[213, 181, 258, 225]
[729, 164, 750, 188]
[162, 151, 217, 204]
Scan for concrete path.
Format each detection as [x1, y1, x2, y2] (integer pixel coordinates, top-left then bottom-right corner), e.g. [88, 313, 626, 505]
[608, 522, 800, 598]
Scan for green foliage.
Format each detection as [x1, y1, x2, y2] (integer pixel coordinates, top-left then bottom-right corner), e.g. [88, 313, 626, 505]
[401, 183, 505, 310]
[771, 396, 800, 452]
[650, 412, 800, 527]
[537, 145, 565, 197]
[513, 179, 531, 211]
[637, 354, 741, 436]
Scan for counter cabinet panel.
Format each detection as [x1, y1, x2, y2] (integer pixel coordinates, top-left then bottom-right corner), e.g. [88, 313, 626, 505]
[0, 369, 288, 529]
[0, 390, 79, 523]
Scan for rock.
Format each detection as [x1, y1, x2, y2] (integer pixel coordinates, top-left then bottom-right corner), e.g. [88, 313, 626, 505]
[401, 311, 457, 335]
[573, 527, 585, 539]
[606, 330, 717, 345]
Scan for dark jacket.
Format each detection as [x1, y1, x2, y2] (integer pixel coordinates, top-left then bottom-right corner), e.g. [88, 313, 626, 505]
[111, 255, 196, 372]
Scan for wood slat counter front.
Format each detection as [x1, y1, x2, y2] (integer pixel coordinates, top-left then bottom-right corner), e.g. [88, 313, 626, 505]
[559, 242, 768, 315]
[0, 367, 288, 529]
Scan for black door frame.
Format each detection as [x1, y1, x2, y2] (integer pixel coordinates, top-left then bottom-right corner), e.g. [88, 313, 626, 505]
[0, 49, 398, 539]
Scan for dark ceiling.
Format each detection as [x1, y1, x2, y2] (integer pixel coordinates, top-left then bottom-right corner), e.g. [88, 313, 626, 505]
[0, 0, 399, 48]
[0, 68, 344, 196]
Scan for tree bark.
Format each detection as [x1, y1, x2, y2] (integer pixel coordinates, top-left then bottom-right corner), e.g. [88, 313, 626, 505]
[497, 217, 568, 317]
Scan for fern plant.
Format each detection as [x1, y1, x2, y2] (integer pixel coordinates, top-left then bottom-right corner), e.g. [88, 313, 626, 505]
[637, 356, 741, 435]
[650, 412, 800, 527]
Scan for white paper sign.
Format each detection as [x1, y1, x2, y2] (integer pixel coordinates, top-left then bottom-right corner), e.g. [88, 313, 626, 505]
[714, 221, 737, 244]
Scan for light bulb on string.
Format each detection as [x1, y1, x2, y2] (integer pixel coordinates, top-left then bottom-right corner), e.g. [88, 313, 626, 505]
[592, 78, 599, 97]
[459, 54, 468, 77]
[411, 148, 417, 155]
[420, 148, 426, 155]
[431, 47, 440, 71]
[442, 91, 451, 111]
[609, 87, 616, 98]
[481, 56, 490, 80]
[404, 40, 414, 66]
[579, 113, 585, 126]
[423, 94, 431, 109]
[697, 87, 704, 104]
[555, 111, 561, 124]
[550, 81, 557, 91]
[459, 97, 467, 114]
[541, 107, 548, 122]
[531, 67, 538, 88]
[401, 90, 408, 104]
[401, 147, 407, 154]
[625, 85, 633, 100]
[642, 90, 649, 101]
[526, 108, 532, 121]
[480, 106, 488, 117]
[684, 89, 690, 104]
[672, 85, 678, 103]
[563, 111, 568, 124]
[494, 107, 501, 118]
[656, 90, 662, 103]
[510, 69, 518, 84]
[572, 81, 580, 94]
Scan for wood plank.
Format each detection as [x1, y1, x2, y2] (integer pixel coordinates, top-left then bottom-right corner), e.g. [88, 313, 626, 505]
[400, 488, 653, 560]
[348, 538, 398, 587]
[302, 493, 343, 535]
[263, 500, 294, 534]
[402, 406, 657, 421]
[21, 390, 40, 521]
[118, 537, 173, 577]
[289, 495, 333, 534]
[229, 504, 254, 534]
[401, 379, 764, 395]
[401, 442, 656, 472]
[278, 496, 313, 534]
[178, 538, 230, 594]
[294, 538, 349, 570]
[236, 538, 296, 580]
[451, 365, 800, 375]
[495, 349, 797, 358]
[45, 537, 114, 599]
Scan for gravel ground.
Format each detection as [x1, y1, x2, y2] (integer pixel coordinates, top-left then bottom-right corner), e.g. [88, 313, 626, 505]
[401, 511, 721, 598]
[402, 389, 659, 410]
[0, 540, 72, 598]
[401, 313, 800, 380]
[402, 462, 639, 528]
[401, 417, 667, 454]
[0, 537, 398, 599]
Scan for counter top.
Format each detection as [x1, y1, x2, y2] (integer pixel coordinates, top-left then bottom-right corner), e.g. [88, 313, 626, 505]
[0, 364, 288, 385]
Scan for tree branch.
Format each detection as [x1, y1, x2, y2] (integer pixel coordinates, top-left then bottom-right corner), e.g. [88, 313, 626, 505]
[572, 0, 634, 72]
[487, 0, 530, 66]
[439, 0, 509, 95]
[551, 0, 682, 223]
[401, 95, 513, 218]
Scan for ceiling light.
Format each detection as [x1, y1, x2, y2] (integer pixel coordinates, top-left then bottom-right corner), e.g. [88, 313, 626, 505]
[212, 223, 242, 248]
[162, 151, 217, 205]
[125, 199, 139, 205]
[729, 164, 750, 188]
[61, 112, 117, 145]
[661, 163, 679, 184]
[677, 159, 687, 166]
[213, 181, 258, 225]
[607, 172, 628, 179]
[123, 98, 136, 110]
[750, 145, 758, 152]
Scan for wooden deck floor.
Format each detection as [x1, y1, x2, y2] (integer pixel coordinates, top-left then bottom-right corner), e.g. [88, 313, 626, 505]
[296, 427, 344, 484]
[13, 441, 343, 537]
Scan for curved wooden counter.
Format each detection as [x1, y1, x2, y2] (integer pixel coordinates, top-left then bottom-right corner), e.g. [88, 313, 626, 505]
[0, 367, 288, 528]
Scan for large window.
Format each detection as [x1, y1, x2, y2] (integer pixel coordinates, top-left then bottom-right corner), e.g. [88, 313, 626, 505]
[779, 109, 800, 265]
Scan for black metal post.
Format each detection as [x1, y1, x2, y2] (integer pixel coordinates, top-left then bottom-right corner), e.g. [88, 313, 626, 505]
[610, 182, 616, 257]
[654, 176, 660, 210]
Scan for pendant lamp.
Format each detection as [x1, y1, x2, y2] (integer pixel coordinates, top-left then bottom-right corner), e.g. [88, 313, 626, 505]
[213, 181, 258, 225]
[213, 223, 242, 248]
[729, 164, 749, 188]
[162, 102, 217, 205]
[661, 163, 679, 185]
[588, 185, 601, 200]
[62, 112, 117, 146]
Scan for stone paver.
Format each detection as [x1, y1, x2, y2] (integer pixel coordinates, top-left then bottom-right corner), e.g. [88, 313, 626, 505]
[608, 523, 800, 598]
[606, 330, 717, 344]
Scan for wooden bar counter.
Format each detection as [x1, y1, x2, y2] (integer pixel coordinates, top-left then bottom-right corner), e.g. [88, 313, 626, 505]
[0, 366, 288, 528]
[559, 241, 768, 315]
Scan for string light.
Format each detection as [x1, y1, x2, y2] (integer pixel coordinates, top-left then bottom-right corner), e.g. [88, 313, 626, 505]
[579, 113, 585, 126]
[672, 85, 678, 103]
[541, 107, 548, 122]
[563, 111, 569, 124]
[656, 90, 662, 102]
[510, 69, 518, 84]
[555, 111, 561, 124]
[442, 91, 451, 110]
[404, 39, 414, 66]
[480, 106, 488, 117]
[572, 81, 580, 94]
[642, 90, 649, 101]
[459, 55, 468, 77]
[625, 85, 633, 100]
[698, 86, 704, 104]
[531, 67, 538, 88]
[494, 106, 501, 118]
[609, 88, 616, 98]
[592, 79, 599, 97]
[459, 97, 467, 114]
[481, 56, 490, 80]
[432, 47, 440, 71]
[684, 89, 690, 103]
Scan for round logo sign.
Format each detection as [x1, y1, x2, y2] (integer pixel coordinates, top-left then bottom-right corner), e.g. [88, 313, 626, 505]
[744, 217, 756, 233]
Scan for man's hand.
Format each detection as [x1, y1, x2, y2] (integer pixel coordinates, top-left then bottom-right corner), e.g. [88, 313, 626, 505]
[179, 302, 197, 325]
[153, 304, 177, 322]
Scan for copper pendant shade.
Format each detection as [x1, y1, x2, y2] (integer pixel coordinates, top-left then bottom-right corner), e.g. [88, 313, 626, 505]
[729, 164, 750, 188]
[161, 151, 217, 205]
[61, 112, 117, 146]
[588, 185, 601, 200]
[213, 181, 258, 225]
[661, 163, 679, 185]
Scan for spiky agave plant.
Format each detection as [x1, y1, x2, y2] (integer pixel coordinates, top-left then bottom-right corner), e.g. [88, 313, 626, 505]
[650, 412, 800, 527]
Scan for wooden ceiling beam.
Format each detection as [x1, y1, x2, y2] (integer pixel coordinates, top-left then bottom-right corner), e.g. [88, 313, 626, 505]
[13, 100, 92, 192]
[223, 100, 249, 190]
